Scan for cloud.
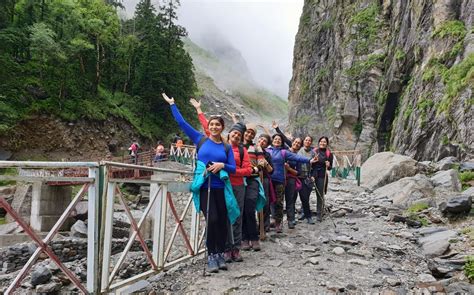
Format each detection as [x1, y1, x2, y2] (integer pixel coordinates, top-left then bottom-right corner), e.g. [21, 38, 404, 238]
[122, 0, 304, 98]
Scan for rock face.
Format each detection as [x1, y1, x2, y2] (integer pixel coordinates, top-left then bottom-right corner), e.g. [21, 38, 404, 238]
[288, 0, 473, 161]
[360, 152, 419, 189]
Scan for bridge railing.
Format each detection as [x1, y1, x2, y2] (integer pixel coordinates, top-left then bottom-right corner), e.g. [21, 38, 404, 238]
[0, 160, 204, 294]
[330, 150, 362, 186]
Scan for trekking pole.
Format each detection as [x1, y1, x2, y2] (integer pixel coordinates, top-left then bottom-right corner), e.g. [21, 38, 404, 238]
[203, 173, 212, 276]
[323, 165, 336, 228]
[313, 176, 336, 228]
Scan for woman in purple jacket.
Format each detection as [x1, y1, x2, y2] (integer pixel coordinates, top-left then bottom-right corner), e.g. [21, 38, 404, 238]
[266, 134, 317, 233]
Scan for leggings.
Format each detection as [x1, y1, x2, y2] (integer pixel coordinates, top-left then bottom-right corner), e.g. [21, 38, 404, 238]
[200, 187, 227, 254]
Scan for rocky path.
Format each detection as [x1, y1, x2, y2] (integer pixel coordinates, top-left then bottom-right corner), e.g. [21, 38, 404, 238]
[144, 178, 473, 294]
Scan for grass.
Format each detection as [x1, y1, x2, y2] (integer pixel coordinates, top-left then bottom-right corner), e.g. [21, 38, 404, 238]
[395, 49, 406, 61]
[407, 213, 429, 226]
[461, 227, 474, 241]
[0, 217, 6, 225]
[465, 255, 474, 283]
[349, 2, 380, 54]
[406, 202, 429, 213]
[345, 53, 385, 79]
[460, 171, 474, 190]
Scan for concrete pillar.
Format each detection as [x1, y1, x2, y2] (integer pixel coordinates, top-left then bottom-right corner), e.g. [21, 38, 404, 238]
[30, 183, 72, 232]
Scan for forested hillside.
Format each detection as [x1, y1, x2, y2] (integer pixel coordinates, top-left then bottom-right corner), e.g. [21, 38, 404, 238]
[0, 0, 196, 145]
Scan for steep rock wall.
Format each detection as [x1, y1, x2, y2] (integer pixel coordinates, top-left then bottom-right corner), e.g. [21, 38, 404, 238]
[288, 0, 473, 160]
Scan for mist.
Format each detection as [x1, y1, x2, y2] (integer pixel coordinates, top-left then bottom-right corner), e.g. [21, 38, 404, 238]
[122, 0, 304, 99]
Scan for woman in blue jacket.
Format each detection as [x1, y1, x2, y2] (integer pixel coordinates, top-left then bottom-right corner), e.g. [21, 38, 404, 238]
[266, 134, 316, 233]
[162, 93, 236, 273]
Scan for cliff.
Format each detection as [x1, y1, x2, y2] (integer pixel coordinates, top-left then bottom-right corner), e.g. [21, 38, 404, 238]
[288, 0, 473, 160]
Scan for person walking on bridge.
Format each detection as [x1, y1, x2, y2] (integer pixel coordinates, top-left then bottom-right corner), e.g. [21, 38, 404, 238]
[162, 93, 238, 273]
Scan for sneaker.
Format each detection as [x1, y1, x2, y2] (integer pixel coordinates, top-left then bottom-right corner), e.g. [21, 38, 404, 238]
[288, 220, 296, 229]
[232, 249, 243, 262]
[275, 223, 283, 233]
[207, 254, 219, 273]
[251, 240, 261, 251]
[241, 240, 251, 251]
[215, 253, 228, 270]
[307, 217, 315, 224]
[224, 251, 233, 263]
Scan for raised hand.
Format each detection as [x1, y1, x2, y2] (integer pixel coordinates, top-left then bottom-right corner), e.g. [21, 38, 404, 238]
[162, 93, 175, 105]
[271, 120, 278, 129]
[226, 111, 238, 123]
[190, 98, 201, 109]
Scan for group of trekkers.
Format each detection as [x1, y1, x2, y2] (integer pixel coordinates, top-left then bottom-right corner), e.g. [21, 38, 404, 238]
[161, 93, 334, 273]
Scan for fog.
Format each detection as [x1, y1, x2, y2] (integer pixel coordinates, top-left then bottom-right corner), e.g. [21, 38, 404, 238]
[122, 0, 304, 99]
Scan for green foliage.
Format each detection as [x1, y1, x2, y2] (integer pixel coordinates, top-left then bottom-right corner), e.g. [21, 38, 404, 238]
[349, 2, 380, 54]
[0, 0, 197, 140]
[293, 115, 311, 129]
[395, 48, 406, 61]
[407, 213, 429, 226]
[465, 256, 474, 283]
[320, 18, 333, 30]
[353, 121, 363, 137]
[300, 78, 309, 96]
[432, 20, 466, 40]
[0, 167, 17, 186]
[403, 106, 413, 120]
[301, 10, 311, 26]
[460, 171, 474, 190]
[315, 67, 329, 82]
[406, 203, 429, 213]
[345, 53, 385, 79]
[324, 105, 337, 125]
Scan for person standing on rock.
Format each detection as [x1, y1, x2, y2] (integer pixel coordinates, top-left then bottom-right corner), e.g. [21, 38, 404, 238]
[296, 136, 317, 223]
[311, 136, 334, 222]
[267, 134, 317, 232]
[162, 93, 239, 273]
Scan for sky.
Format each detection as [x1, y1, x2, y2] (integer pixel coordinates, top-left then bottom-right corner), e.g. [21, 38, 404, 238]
[122, 0, 304, 98]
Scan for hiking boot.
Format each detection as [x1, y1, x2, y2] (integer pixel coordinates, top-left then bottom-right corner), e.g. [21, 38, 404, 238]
[224, 251, 233, 263]
[275, 223, 283, 233]
[251, 240, 261, 251]
[288, 220, 296, 229]
[232, 249, 243, 262]
[241, 240, 251, 251]
[215, 253, 228, 270]
[307, 217, 315, 224]
[207, 254, 219, 273]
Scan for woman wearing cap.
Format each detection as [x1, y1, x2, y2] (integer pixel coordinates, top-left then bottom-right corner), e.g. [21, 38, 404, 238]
[267, 134, 317, 233]
[162, 93, 237, 273]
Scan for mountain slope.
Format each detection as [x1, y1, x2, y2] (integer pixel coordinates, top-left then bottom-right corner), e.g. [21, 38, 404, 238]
[183, 38, 287, 125]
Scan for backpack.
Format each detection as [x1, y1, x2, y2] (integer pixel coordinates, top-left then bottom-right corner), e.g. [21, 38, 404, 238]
[237, 144, 244, 168]
[196, 136, 231, 162]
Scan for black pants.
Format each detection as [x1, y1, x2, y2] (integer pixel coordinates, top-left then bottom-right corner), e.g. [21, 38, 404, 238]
[242, 178, 259, 241]
[298, 179, 312, 218]
[284, 177, 296, 222]
[200, 187, 227, 255]
[315, 177, 326, 216]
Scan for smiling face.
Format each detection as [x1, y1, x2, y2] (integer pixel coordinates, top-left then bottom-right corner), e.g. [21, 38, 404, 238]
[272, 135, 283, 147]
[319, 137, 328, 149]
[244, 129, 256, 143]
[229, 130, 242, 145]
[208, 118, 223, 137]
[303, 136, 313, 148]
[258, 136, 269, 148]
[291, 138, 302, 151]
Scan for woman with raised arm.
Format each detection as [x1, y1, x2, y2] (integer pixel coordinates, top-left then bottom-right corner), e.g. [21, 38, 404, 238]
[311, 136, 334, 222]
[162, 93, 238, 273]
[267, 134, 317, 233]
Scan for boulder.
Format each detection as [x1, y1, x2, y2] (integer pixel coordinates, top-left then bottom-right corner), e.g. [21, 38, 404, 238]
[460, 161, 474, 172]
[373, 174, 434, 208]
[361, 152, 419, 190]
[435, 156, 458, 171]
[418, 229, 457, 257]
[462, 187, 474, 196]
[70, 220, 88, 238]
[0, 222, 19, 235]
[30, 266, 52, 286]
[71, 201, 88, 221]
[430, 169, 462, 192]
[439, 195, 472, 215]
